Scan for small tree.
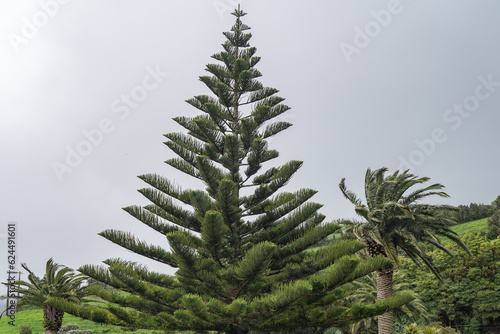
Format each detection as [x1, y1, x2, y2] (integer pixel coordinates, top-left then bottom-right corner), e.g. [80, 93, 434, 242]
[487, 209, 500, 239]
[47, 7, 411, 333]
[19, 324, 32, 334]
[491, 195, 500, 210]
[11, 259, 89, 334]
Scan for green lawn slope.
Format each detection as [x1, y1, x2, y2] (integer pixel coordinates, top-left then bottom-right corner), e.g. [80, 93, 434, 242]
[0, 307, 158, 334]
[450, 218, 488, 236]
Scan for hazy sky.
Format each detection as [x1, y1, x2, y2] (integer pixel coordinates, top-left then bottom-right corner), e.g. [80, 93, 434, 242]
[1, 1, 500, 278]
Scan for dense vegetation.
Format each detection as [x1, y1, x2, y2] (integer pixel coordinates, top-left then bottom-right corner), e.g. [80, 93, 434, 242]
[328, 217, 500, 334]
[487, 209, 500, 239]
[448, 196, 500, 224]
[401, 233, 500, 333]
[3, 208, 500, 333]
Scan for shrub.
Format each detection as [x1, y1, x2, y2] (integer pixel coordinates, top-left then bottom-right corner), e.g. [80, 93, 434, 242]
[402, 323, 460, 334]
[487, 209, 500, 239]
[59, 324, 79, 332]
[58, 323, 93, 334]
[19, 324, 32, 334]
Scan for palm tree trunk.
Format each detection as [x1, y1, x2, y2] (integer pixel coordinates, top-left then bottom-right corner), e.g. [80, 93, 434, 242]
[376, 266, 394, 334]
[365, 238, 394, 334]
[43, 304, 64, 334]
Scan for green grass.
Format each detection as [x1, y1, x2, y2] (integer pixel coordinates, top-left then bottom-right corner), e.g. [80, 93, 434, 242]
[0, 307, 157, 334]
[450, 218, 489, 236]
[436, 217, 489, 245]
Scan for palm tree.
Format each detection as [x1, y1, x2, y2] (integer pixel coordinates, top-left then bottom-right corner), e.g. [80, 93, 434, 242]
[339, 167, 471, 334]
[345, 270, 428, 334]
[13, 258, 90, 334]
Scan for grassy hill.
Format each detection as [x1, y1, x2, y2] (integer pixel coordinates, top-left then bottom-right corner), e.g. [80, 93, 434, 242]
[0, 307, 158, 334]
[450, 217, 488, 236]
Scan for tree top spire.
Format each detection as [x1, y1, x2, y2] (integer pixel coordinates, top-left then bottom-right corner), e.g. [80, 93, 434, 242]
[232, 4, 247, 18]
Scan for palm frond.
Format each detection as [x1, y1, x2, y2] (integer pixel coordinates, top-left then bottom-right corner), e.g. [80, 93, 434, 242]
[339, 167, 470, 280]
[339, 178, 363, 206]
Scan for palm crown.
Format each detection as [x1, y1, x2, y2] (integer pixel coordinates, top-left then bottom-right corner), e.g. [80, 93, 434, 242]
[16, 259, 88, 307]
[339, 167, 470, 278]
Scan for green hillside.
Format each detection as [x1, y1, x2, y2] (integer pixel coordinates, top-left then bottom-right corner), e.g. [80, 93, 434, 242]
[0, 307, 157, 334]
[450, 217, 488, 236]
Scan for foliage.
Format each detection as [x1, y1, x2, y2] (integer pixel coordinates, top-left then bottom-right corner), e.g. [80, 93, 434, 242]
[12, 259, 89, 309]
[339, 167, 470, 334]
[7, 258, 90, 333]
[447, 219, 488, 239]
[19, 324, 32, 334]
[401, 233, 500, 332]
[450, 203, 494, 224]
[401, 323, 460, 334]
[47, 7, 411, 333]
[339, 167, 470, 276]
[344, 270, 428, 334]
[58, 323, 93, 334]
[492, 196, 500, 211]
[402, 323, 421, 334]
[486, 209, 500, 239]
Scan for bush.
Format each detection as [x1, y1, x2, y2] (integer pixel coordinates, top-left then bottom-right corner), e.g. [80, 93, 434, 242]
[59, 324, 79, 332]
[58, 323, 93, 334]
[487, 209, 500, 239]
[463, 318, 481, 334]
[402, 323, 460, 334]
[19, 324, 32, 334]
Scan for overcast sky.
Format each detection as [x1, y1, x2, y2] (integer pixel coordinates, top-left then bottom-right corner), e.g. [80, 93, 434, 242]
[1, 1, 500, 279]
